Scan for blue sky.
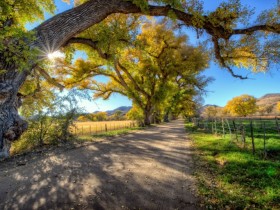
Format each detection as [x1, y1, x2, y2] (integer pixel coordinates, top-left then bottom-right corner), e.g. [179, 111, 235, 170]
[28, 0, 279, 112]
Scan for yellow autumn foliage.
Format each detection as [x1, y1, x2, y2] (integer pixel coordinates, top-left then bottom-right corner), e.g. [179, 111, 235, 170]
[225, 94, 257, 117]
[229, 46, 268, 72]
[277, 102, 280, 112]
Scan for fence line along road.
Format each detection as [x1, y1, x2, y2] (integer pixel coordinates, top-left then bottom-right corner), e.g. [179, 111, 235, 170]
[71, 121, 138, 135]
[192, 117, 280, 158]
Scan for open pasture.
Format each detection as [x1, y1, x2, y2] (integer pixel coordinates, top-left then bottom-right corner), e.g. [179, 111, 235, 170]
[72, 120, 137, 135]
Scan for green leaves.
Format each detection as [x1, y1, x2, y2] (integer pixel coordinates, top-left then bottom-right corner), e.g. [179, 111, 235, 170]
[0, 0, 52, 72]
[0, 0, 55, 27]
[0, 30, 36, 72]
[218, 32, 279, 73]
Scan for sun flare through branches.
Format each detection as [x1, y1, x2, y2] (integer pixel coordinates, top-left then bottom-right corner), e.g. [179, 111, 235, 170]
[47, 51, 65, 60]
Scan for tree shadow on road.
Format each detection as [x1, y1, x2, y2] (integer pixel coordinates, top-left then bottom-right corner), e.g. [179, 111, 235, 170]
[0, 121, 201, 210]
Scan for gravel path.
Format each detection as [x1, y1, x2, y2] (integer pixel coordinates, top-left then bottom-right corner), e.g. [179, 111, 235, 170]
[0, 119, 201, 210]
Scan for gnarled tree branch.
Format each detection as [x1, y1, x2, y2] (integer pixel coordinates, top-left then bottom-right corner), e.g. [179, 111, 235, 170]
[212, 37, 248, 79]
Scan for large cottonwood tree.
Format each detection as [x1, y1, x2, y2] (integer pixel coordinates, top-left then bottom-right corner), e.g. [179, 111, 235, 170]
[0, 0, 279, 157]
[59, 21, 209, 125]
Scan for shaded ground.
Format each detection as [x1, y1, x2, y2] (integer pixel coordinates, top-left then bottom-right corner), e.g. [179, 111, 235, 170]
[0, 120, 201, 210]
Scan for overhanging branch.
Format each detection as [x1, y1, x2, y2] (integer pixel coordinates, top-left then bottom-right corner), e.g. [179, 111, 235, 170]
[117, 61, 150, 98]
[36, 67, 65, 91]
[212, 37, 248, 80]
[65, 37, 110, 59]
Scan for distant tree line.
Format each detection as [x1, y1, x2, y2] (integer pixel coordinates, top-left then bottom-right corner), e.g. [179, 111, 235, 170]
[201, 94, 280, 118]
[77, 110, 126, 122]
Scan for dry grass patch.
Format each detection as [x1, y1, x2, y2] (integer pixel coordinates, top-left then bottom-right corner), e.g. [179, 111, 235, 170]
[72, 120, 137, 135]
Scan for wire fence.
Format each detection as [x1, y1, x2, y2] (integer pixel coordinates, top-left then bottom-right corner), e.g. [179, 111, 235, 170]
[192, 117, 280, 158]
[71, 121, 138, 136]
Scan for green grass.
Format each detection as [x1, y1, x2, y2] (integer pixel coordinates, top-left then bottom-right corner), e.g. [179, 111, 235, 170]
[197, 118, 280, 159]
[186, 123, 280, 209]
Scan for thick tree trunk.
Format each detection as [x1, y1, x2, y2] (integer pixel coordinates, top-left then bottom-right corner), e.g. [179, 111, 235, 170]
[143, 100, 154, 126]
[0, 68, 28, 158]
[153, 112, 161, 124]
[164, 110, 170, 122]
[144, 111, 152, 126]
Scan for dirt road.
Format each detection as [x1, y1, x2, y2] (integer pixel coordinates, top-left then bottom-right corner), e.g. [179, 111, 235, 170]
[0, 120, 201, 210]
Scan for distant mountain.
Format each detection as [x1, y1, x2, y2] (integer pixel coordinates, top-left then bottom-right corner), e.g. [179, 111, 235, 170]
[256, 93, 280, 114]
[106, 106, 132, 115]
[199, 104, 221, 113]
[203, 104, 221, 108]
[258, 93, 280, 104]
[92, 106, 132, 115]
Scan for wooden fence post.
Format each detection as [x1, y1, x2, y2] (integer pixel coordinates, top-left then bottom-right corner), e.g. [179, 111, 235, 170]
[242, 124, 246, 148]
[222, 118, 225, 138]
[233, 120, 238, 141]
[214, 119, 217, 135]
[105, 124, 108, 132]
[226, 119, 232, 141]
[211, 119, 214, 134]
[263, 122, 267, 159]
[250, 120, 255, 155]
[275, 117, 280, 136]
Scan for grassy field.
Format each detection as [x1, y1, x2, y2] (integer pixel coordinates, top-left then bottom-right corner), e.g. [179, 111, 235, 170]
[72, 120, 137, 135]
[186, 121, 280, 209]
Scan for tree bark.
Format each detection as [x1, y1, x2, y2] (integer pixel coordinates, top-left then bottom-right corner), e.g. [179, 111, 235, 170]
[32, 0, 178, 53]
[0, 73, 28, 158]
[164, 109, 171, 122]
[144, 110, 152, 126]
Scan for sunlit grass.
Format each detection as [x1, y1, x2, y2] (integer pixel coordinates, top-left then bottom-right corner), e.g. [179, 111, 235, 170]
[186, 123, 280, 209]
[11, 138, 37, 155]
